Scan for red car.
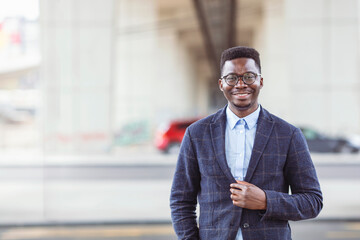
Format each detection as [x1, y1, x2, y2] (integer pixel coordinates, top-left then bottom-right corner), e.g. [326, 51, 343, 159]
[155, 118, 199, 153]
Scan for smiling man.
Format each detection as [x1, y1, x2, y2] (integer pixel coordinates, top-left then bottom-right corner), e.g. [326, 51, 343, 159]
[170, 46, 323, 240]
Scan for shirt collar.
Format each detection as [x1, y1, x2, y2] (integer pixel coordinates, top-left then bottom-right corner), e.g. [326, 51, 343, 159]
[226, 105, 261, 130]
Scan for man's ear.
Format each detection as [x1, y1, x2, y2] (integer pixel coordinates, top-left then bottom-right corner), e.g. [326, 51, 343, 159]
[260, 77, 263, 89]
[218, 79, 224, 91]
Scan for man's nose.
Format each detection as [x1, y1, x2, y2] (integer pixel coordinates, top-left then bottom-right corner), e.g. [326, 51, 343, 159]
[235, 78, 246, 87]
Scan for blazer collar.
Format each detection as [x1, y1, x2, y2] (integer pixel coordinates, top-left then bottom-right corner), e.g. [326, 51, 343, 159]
[210, 106, 234, 182]
[245, 107, 275, 182]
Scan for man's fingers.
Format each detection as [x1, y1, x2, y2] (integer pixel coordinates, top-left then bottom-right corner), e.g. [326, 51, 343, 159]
[230, 194, 240, 203]
[236, 180, 252, 186]
[230, 188, 241, 195]
[230, 180, 253, 190]
[230, 183, 246, 190]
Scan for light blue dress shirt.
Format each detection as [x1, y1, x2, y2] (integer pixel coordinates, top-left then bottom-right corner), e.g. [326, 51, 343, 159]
[225, 105, 261, 240]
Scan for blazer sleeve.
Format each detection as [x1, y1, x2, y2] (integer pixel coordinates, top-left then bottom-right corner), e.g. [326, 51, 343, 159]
[170, 127, 200, 239]
[261, 127, 323, 221]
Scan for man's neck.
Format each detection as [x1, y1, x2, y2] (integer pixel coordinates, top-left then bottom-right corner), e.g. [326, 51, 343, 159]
[229, 104, 259, 118]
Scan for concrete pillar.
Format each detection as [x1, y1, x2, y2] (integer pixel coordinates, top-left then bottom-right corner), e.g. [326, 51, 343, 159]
[254, 0, 291, 120]
[40, 0, 116, 154]
[258, 0, 360, 135]
[286, 0, 360, 134]
[114, 0, 200, 148]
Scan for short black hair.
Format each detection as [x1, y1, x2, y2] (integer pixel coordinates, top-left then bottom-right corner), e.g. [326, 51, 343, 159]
[220, 46, 261, 74]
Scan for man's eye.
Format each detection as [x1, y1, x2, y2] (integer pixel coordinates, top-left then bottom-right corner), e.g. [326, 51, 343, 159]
[244, 74, 255, 80]
[244, 76, 254, 80]
[226, 76, 237, 81]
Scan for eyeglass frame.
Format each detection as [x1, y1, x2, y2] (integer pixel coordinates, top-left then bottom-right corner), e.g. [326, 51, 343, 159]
[220, 72, 262, 86]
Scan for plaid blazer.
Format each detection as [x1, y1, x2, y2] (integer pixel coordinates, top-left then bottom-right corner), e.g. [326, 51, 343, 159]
[170, 106, 323, 240]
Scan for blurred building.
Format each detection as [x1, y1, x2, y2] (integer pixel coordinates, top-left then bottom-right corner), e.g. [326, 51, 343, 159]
[40, 0, 360, 154]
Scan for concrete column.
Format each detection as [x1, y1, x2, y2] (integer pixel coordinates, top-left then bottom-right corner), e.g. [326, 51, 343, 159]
[286, 0, 360, 134]
[258, 0, 360, 135]
[114, 0, 200, 147]
[255, 0, 291, 119]
[40, 0, 115, 154]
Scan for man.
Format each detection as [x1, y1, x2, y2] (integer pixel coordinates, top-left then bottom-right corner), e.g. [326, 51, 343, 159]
[170, 46, 323, 240]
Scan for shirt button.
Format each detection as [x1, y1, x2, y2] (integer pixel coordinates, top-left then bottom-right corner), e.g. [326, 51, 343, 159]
[243, 223, 250, 228]
[240, 130, 244, 133]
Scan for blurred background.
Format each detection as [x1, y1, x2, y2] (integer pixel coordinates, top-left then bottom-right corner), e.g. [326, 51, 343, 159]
[0, 0, 360, 239]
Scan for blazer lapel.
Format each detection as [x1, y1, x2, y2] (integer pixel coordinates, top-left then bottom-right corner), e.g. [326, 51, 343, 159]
[245, 108, 275, 182]
[210, 107, 235, 182]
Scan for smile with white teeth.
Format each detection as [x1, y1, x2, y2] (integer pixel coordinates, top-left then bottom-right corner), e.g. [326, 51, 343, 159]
[234, 93, 250, 96]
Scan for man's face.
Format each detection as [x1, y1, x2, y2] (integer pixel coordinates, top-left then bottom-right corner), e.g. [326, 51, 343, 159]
[218, 58, 263, 117]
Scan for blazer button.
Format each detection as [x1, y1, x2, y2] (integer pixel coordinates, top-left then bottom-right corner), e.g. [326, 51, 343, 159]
[243, 223, 250, 229]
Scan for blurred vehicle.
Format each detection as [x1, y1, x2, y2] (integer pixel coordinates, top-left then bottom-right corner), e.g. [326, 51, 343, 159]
[0, 104, 31, 124]
[300, 127, 360, 153]
[155, 118, 199, 153]
[348, 134, 360, 149]
[155, 119, 360, 154]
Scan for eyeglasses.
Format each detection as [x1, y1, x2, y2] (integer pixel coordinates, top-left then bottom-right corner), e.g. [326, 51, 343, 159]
[221, 72, 261, 86]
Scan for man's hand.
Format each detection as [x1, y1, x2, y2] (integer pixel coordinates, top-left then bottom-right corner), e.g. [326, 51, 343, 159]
[230, 180, 267, 210]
